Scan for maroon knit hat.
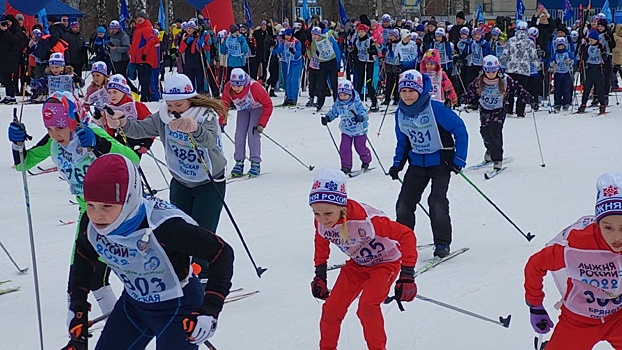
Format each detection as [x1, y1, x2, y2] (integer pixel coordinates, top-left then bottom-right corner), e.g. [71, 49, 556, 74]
[84, 154, 129, 205]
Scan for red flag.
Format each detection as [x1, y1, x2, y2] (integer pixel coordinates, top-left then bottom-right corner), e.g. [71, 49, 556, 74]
[202, 1, 234, 34]
[5, 3, 35, 35]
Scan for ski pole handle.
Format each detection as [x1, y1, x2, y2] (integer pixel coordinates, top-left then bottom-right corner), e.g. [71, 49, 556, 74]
[383, 295, 405, 312]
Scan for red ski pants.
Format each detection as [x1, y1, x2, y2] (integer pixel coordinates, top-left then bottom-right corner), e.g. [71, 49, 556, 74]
[319, 259, 400, 350]
[545, 307, 622, 349]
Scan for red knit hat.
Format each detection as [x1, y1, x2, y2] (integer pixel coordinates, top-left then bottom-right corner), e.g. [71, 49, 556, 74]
[84, 154, 130, 205]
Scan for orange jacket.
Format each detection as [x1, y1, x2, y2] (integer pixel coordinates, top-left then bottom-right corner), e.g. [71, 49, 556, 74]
[313, 199, 418, 268]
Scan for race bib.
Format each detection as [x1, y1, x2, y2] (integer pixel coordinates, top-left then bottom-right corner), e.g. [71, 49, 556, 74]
[48, 75, 73, 94]
[87, 88, 111, 109]
[397, 101, 443, 154]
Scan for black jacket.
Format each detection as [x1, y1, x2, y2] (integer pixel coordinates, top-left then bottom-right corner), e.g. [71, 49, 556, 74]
[0, 19, 26, 66]
[65, 30, 87, 66]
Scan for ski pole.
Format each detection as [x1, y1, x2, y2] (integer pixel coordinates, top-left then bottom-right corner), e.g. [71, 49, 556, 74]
[396, 176, 430, 218]
[261, 131, 315, 171]
[172, 112, 267, 278]
[531, 107, 546, 167]
[377, 81, 396, 137]
[146, 149, 171, 185]
[13, 107, 45, 350]
[222, 130, 251, 162]
[385, 293, 512, 328]
[324, 124, 340, 155]
[534, 335, 548, 350]
[0, 241, 28, 274]
[366, 137, 387, 175]
[458, 172, 535, 241]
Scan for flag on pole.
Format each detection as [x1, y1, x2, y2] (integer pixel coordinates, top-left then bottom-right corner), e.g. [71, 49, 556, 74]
[516, 0, 525, 21]
[475, 3, 485, 24]
[562, 0, 574, 22]
[602, 0, 612, 23]
[338, 0, 348, 26]
[158, 0, 166, 30]
[302, 0, 311, 21]
[243, 0, 252, 27]
[38, 7, 48, 34]
[119, 0, 130, 30]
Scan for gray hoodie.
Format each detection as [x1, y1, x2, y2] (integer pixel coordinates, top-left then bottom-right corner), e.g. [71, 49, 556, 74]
[108, 29, 131, 63]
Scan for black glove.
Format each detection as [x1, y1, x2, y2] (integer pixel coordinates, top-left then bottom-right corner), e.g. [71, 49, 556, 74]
[72, 75, 82, 84]
[311, 263, 330, 300]
[388, 166, 401, 180]
[141, 54, 147, 61]
[445, 160, 462, 174]
[354, 113, 364, 123]
[22, 75, 31, 85]
[289, 47, 295, 54]
[316, 50, 320, 57]
[62, 300, 90, 350]
[93, 108, 103, 120]
[321, 116, 328, 126]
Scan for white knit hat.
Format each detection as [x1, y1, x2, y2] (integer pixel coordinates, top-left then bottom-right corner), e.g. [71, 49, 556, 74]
[49, 52, 65, 67]
[107, 74, 131, 95]
[309, 169, 348, 206]
[595, 173, 622, 221]
[162, 74, 198, 101]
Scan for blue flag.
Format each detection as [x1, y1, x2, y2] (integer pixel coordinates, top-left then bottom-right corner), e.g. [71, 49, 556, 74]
[38, 8, 49, 34]
[563, 0, 574, 21]
[119, 0, 129, 30]
[158, 0, 166, 30]
[516, 0, 525, 21]
[244, 0, 252, 27]
[475, 3, 485, 24]
[602, 0, 612, 23]
[302, 0, 310, 21]
[338, 0, 348, 26]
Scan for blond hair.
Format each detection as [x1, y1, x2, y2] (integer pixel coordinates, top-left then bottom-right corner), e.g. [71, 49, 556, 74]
[338, 207, 349, 244]
[189, 95, 228, 124]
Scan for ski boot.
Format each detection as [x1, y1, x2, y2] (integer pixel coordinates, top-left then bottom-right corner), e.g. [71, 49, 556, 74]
[248, 161, 261, 177]
[369, 104, 379, 112]
[577, 104, 586, 114]
[361, 162, 370, 171]
[562, 104, 570, 111]
[553, 105, 561, 114]
[599, 105, 607, 115]
[230, 160, 245, 177]
[269, 89, 277, 97]
[341, 166, 351, 175]
[493, 161, 503, 171]
[433, 244, 450, 258]
[484, 152, 492, 163]
[306, 98, 315, 107]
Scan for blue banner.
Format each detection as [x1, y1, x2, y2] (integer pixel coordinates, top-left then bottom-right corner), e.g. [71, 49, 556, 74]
[475, 3, 485, 23]
[119, 0, 130, 30]
[338, 0, 348, 26]
[516, 0, 525, 21]
[602, 0, 613, 22]
[563, 0, 574, 21]
[244, 0, 252, 27]
[158, 0, 166, 30]
[302, 0, 310, 21]
[38, 8, 49, 34]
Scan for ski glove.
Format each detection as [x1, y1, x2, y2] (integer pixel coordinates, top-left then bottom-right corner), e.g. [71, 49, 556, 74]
[445, 160, 462, 174]
[182, 312, 218, 344]
[289, 47, 296, 54]
[8, 121, 31, 143]
[186, 37, 195, 44]
[354, 113, 364, 123]
[394, 265, 417, 302]
[62, 301, 90, 350]
[311, 263, 330, 299]
[254, 125, 264, 134]
[76, 126, 98, 148]
[72, 75, 82, 85]
[388, 166, 401, 180]
[529, 305, 554, 334]
[321, 116, 328, 126]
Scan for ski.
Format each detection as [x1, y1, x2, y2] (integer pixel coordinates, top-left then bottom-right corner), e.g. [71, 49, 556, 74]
[348, 167, 376, 178]
[227, 172, 270, 183]
[465, 157, 513, 171]
[414, 247, 470, 278]
[225, 290, 259, 303]
[0, 280, 12, 286]
[28, 166, 57, 176]
[484, 167, 507, 180]
[0, 286, 20, 295]
[328, 243, 436, 271]
[59, 220, 76, 226]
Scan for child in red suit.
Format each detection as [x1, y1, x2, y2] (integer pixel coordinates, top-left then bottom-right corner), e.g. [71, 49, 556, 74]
[524, 173, 622, 349]
[309, 168, 418, 350]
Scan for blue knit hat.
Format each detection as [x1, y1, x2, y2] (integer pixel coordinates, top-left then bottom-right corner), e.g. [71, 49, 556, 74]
[97, 26, 106, 34]
[284, 28, 293, 36]
[588, 30, 600, 41]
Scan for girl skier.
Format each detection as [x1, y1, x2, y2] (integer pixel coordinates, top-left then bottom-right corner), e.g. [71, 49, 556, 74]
[464, 28, 490, 108]
[85, 61, 110, 108]
[353, 17, 380, 112]
[8, 91, 140, 318]
[431, 27, 454, 73]
[550, 37, 575, 112]
[464, 55, 530, 172]
[321, 79, 371, 175]
[420, 49, 458, 107]
[221, 68, 273, 177]
[309, 168, 417, 350]
[525, 173, 622, 350]
[63, 153, 234, 349]
[273, 28, 302, 106]
[104, 73, 228, 282]
[381, 29, 402, 106]
[578, 30, 609, 115]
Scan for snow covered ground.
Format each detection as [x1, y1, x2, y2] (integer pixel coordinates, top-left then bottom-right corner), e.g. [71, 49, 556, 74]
[1, 79, 622, 349]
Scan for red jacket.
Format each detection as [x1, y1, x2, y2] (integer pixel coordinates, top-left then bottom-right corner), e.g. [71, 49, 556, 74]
[524, 221, 621, 323]
[220, 81, 273, 128]
[179, 32, 210, 55]
[313, 199, 418, 268]
[129, 19, 158, 67]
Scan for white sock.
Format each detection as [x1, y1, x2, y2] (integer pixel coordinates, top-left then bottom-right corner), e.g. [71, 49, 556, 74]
[92, 285, 116, 315]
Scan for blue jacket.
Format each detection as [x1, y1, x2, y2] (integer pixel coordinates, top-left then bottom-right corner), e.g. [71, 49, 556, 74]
[325, 91, 369, 137]
[273, 39, 303, 66]
[393, 74, 468, 168]
[220, 34, 248, 68]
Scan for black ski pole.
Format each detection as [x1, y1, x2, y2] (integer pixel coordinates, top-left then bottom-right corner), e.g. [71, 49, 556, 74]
[366, 138, 386, 174]
[172, 112, 267, 278]
[459, 172, 535, 241]
[0, 240, 28, 274]
[262, 131, 315, 171]
[377, 81, 397, 137]
[324, 124, 340, 155]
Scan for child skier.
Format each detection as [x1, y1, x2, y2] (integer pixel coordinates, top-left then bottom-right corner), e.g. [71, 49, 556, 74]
[396, 28, 419, 71]
[309, 26, 341, 112]
[353, 19, 380, 112]
[221, 68, 273, 177]
[464, 55, 530, 172]
[420, 49, 458, 107]
[84, 61, 110, 108]
[104, 73, 228, 282]
[578, 30, 608, 115]
[30, 53, 83, 103]
[63, 153, 234, 349]
[527, 27, 544, 113]
[389, 69, 468, 258]
[8, 91, 140, 318]
[381, 29, 402, 106]
[524, 173, 622, 349]
[455, 27, 472, 99]
[321, 79, 371, 175]
[309, 168, 417, 350]
[431, 27, 454, 73]
[464, 28, 490, 108]
[273, 28, 302, 106]
[550, 37, 575, 112]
